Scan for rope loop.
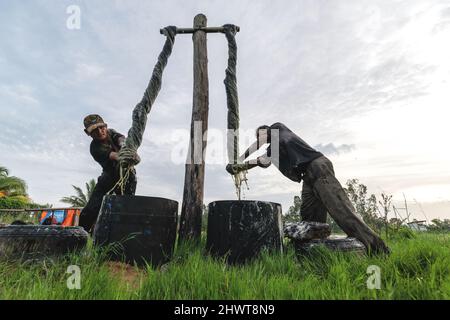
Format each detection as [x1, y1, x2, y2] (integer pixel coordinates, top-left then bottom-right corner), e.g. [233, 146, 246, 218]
[161, 25, 177, 42]
[112, 25, 177, 193]
[222, 24, 239, 36]
[222, 24, 248, 199]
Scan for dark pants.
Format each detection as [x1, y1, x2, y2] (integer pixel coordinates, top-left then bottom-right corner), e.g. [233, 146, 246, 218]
[79, 168, 137, 233]
[300, 156, 389, 254]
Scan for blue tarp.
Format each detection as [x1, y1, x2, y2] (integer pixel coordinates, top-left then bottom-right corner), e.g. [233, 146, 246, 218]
[39, 210, 65, 225]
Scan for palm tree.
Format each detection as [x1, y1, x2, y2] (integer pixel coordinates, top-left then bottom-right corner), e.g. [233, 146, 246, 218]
[0, 166, 28, 198]
[60, 179, 96, 207]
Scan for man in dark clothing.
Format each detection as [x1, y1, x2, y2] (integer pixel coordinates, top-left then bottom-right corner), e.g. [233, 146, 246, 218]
[79, 114, 138, 232]
[227, 122, 389, 254]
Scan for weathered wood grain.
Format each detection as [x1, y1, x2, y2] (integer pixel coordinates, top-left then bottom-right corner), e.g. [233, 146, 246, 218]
[179, 14, 209, 243]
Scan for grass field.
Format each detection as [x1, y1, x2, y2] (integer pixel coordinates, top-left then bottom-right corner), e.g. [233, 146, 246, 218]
[0, 232, 449, 300]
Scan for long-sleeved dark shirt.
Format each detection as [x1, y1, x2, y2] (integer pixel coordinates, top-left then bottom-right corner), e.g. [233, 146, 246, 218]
[267, 122, 323, 182]
[90, 129, 124, 175]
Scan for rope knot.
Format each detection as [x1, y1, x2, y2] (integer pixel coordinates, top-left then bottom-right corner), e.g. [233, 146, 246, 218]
[118, 146, 141, 168]
[162, 26, 177, 40]
[222, 24, 238, 36]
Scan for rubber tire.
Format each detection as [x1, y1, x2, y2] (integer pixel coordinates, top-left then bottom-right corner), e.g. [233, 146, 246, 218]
[0, 225, 89, 260]
[293, 236, 366, 255]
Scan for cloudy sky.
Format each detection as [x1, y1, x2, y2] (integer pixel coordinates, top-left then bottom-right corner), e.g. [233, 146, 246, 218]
[1, 0, 449, 221]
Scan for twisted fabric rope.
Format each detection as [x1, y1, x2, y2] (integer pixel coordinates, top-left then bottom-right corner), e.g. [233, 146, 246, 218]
[222, 24, 248, 200]
[109, 26, 177, 194]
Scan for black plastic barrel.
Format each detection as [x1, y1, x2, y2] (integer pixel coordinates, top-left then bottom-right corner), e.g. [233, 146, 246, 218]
[206, 200, 283, 264]
[93, 195, 178, 267]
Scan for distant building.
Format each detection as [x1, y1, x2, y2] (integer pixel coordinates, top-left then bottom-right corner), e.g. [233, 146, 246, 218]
[406, 220, 428, 232]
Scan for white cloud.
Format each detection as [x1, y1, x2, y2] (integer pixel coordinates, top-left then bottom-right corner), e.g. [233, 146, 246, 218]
[75, 62, 104, 80]
[0, 84, 39, 106]
[315, 143, 356, 156]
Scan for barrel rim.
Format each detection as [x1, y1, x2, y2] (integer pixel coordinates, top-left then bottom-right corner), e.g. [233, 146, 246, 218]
[103, 194, 179, 206]
[208, 200, 282, 207]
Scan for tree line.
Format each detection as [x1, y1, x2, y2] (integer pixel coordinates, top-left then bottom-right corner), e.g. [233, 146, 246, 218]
[284, 178, 450, 235]
[1, 165, 449, 233]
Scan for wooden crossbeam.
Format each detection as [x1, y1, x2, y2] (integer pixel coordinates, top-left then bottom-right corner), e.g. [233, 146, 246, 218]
[160, 26, 240, 35]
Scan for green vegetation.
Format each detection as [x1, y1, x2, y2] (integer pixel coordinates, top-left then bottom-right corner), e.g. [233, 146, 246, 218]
[0, 166, 29, 209]
[0, 233, 448, 300]
[0, 212, 39, 225]
[428, 219, 450, 232]
[0, 166, 27, 197]
[0, 166, 50, 210]
[60, 179, 96, 207]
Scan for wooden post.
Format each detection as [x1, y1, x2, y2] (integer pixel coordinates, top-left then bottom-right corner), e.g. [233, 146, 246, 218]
[178, 14, 209, 243]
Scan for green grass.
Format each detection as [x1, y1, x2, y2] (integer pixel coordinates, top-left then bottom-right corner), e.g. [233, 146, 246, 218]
[0, 233, 449, 299]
